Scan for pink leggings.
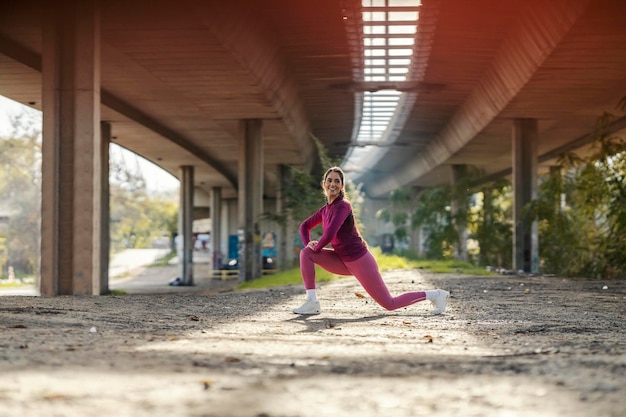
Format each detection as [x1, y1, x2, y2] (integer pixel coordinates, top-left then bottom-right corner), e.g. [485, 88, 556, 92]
[300, 247, 426, 311]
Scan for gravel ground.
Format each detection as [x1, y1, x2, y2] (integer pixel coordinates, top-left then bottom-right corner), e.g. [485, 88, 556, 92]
[0, 266, 624, 417]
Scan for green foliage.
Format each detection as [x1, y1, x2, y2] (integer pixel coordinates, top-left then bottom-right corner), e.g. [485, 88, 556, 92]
[109, 146, 178, 253]
[376, 187, 412, 245]
[410, 167, 482, 261]
[381, 171, 513, 267]
[371, 246, 493, 275]
[0, 110, 42, 277]
[526, 99, 626, 278]
[369, 246, 416, 270]
[109, 185, 178, 252]
[0, 109, 178, 279]
[272, 137, 343, 225]
[237, 265, 336, 290]
[268, 165, 327, 229]
[105, 289, 128, 296]
[414, 259, 493, 275]
[412, 186, 457, 259]
[261, 138, 366, 263]
[472, 180, 513, 268]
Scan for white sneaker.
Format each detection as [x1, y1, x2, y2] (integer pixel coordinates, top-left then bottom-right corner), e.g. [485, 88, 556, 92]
[293, 299, 321, 315]
[431, 289, 450, 315]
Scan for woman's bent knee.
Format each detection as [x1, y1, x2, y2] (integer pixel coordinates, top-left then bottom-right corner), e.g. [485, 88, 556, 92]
[300, 247, 314, 260]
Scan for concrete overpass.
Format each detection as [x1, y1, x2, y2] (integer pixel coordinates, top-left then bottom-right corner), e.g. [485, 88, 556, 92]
[0, 0, 624, 294]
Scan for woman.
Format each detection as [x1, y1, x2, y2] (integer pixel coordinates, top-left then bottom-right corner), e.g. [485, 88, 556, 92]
[293, 166, 450, 315]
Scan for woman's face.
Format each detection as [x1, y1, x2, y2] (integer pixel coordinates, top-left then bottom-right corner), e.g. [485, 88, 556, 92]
[324, 171, 344, 200]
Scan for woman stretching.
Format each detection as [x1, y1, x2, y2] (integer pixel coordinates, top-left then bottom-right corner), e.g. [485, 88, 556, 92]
[293, 166, 450, 315]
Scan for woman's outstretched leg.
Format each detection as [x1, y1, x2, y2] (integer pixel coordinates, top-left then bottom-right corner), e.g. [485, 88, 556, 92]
[346, 252, 449, 314]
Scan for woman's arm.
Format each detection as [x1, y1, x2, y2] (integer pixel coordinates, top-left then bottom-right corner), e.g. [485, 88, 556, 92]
[312, 202, 351, 252]
[299, 209, 323, 246]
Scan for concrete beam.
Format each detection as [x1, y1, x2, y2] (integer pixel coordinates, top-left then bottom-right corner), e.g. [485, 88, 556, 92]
[367, 0, 590, 197]
[472, 115, 626, 186]
[0, 34, 238, 190]
[100, 92, 238, 189]
[191, 2, 318, 173]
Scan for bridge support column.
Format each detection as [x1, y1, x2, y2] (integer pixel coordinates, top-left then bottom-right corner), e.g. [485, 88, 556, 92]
[100, 121, 111, 294]
[276, 165, 289, 271]
[512, 119, 539, 274]
[451, 165, 469, 261]
[179, 165, 194, 285]
[211, 186, 222, 269]
[238, 119, 263, 282]
[40, 0, 102, 295]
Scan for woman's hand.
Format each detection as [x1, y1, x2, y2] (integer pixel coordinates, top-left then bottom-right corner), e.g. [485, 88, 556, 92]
[307, 240, 318, 250]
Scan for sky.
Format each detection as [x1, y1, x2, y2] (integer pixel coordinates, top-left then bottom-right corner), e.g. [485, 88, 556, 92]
[0, 95, 179, 191]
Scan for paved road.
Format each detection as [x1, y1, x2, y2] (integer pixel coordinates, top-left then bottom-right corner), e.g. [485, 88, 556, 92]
[109, 248, 173, 278]
[0, 248, 189, 296]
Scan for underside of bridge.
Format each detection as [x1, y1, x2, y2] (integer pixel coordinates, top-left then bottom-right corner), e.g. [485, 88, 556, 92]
[0, 0, 624, 293]
[1, 0, 624, 198]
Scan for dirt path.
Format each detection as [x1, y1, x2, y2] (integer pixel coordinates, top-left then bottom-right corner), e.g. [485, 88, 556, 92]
[1, 268, 624, 417]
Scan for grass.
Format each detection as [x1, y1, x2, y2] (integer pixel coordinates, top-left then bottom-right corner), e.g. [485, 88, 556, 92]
[0, 277, 36, 288]
[413, 259, 493, 275]
[106, 289, 128, 296]
[238, 266, 336, 290]
[237, 248, 493, 290]
[0, 281, 29, 288]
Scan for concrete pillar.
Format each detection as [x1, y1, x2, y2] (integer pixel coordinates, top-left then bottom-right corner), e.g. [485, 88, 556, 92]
[410, 187, 422, 256]
[276, 164, 289, 270]
[512, 119, 539, 273]
[238, 119, 263, 282]
[211, 186, 222, 269]
[451, 165, 469, 261]
[40, 0, 101, 295]
[100, 121, 110, 294]
[179, 165, 194, 285]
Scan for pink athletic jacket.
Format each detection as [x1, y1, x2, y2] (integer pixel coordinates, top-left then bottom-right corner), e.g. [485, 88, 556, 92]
[299, 196, 368, 262]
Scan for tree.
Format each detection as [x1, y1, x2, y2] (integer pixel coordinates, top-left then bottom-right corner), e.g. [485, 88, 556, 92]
[412, 185, 457, 259]
[376, 187, 412, 248]
[0, 108, 178, 280]
[526, 98, 626, 278]
[380, 172, 514, 265]
[0, 110, 42, 277]
[472, 180, 513, 268]
[109, 145, 178, 253]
